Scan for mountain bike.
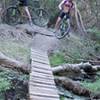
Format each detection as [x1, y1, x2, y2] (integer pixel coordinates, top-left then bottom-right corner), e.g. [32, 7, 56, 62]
[30, 0, 49, 27]
[55, 15, 71, 39]
[2, 0, 49, 27]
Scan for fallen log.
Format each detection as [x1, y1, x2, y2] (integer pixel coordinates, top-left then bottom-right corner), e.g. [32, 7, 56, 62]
[52, 63, 82, 77]
[0, 52, 30, 74]
[55, 77, 100, 99]
[55, 77, 91, 97]
[77, 59, 100, 65]
[52, 63, 97, 76]
[92, 65, 100, 71]
[0, 52, 99, 76]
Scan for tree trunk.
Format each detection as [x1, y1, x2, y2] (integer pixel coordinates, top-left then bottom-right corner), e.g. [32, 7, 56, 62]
[55, 77, 100, 99]
[55, 77, 91, 97]
[52, 63, 97, 76]
[0, 52, 30, 74]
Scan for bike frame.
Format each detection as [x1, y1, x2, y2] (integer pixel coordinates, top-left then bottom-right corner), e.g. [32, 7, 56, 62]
[55, 15, 71, 39]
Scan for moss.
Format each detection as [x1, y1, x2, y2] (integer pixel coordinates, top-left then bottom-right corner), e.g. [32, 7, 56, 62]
[60, 96, 65, 100]
[0, 67, 29, 93]
[0, 77, 11, 92]
[49, 53, 66, 67]
[81, 78, 100, 93]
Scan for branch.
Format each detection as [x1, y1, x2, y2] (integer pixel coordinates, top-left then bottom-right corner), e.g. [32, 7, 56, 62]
[74, 2, 87, 35]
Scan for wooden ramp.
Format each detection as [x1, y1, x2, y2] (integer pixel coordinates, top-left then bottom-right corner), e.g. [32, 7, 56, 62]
[29, 49, 59, 100]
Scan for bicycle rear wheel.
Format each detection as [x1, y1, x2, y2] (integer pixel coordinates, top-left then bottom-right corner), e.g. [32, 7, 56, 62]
[55, 19, 70, 39]
[33, 8, 49, 27]
[3, 7, 20, 25]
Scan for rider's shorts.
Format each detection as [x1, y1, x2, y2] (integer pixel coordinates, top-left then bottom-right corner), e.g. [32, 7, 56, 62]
[59, 11, 70, 19]
[19, 0, 28, 6]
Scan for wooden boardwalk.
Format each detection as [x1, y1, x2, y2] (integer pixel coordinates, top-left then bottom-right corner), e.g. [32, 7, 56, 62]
[29, 49, 59, 100]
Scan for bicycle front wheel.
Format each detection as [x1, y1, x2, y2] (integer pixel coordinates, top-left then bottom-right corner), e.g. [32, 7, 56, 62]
[4, 7, 20, 25]
[55, 19, 70, 39]
[33, 8, 49, 27]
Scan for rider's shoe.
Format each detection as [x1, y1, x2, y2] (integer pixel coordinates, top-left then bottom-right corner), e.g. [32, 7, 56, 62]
[29, 21, 33, 26]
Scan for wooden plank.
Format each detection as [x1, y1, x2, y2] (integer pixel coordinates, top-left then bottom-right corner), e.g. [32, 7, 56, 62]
[30, 72, 54, 80]
[30, 76, 55, 84]
[31, 52, 48, 59]
[30, 76, 54, 83]
[30, 79, 55, 85]
[32, 66, 52, 73]
[31, 55, 49, 63]
[32, 58, 50, 65]
[31, 48, 46, 53]
[30, 93, 59, 99]
[29, 86, 58, 95]
[32, 58, 49, 65]
[31, 61, 51, 70]
[30, 71, 53, 78]
[31, 53, 47, 59]
[31, 55, 49, 62]
[31, 68, 52, 75]
[30, 74, 54, 80]
[30, 93, 59, 98]
[31, 65, 52, 71]
[30, 49, 59, 100]
[31, 49, 47, 56]
[29, 81, 56, 89]
[30, 74, 53, 80]
[30, 79, 55, 86]
[32, 65, 51, 71]
[29, 83, 56, 91]
[30, 95, 59, 100]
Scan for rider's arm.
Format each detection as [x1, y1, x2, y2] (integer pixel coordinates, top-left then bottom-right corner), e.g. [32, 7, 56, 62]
[58, 0, 66, 10]
[70, 2, 75, 17]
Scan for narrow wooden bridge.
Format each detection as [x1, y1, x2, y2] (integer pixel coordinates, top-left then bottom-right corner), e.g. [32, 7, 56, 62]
[29, 33, 59, 100]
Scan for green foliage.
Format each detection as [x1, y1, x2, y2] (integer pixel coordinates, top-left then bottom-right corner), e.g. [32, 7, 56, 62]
[49, 52, 66, 67]
[81, 78, 100, 93]
[60, 96, 65, 100]
[0, 77, 11, 92]
[49, 33, 100, 65]
[0, 71, 11, 92]
[0, 40, 30, 63]
[87, 28, 100, 35]
[0, 67, 29, 93]
[43, 0, 59, 15]
[87, 28, 100, 43]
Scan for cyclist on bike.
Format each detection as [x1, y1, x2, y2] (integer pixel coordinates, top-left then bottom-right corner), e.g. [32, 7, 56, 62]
[55, 0, 74, 32]
[19, 0, 33, 25]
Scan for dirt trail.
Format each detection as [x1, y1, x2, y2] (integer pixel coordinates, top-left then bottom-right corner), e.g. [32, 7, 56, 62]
[15, 24, 59, 52]
[32, 34, 59, 52]
[0, 24, 59, 52]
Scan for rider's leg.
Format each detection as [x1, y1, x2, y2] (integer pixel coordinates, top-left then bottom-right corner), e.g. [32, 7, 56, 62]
[24, 6, 32, 25]
[19, 0, 32, 25]
[65, 13, 71, 37]
[55, 11, 65, 31]
[55, 17, 62, 31]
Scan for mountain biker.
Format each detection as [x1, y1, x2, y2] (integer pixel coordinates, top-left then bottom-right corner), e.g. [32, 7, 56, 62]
[18, 0, 32, 25]
[55, 0, 74, 32]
